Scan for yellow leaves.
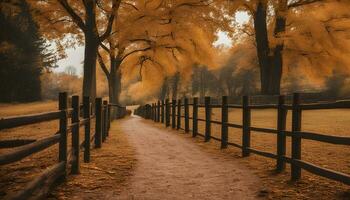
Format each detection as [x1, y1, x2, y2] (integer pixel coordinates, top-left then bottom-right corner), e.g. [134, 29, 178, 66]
[283, 0, 350, 84]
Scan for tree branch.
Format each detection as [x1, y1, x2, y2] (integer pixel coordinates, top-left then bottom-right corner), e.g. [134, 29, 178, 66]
[120, 46, 152, 62]
[100, 0, 121, 41]
[97, 51, 110, 79]
[57, 0, 86, 32]
[288, 0, 324, 8]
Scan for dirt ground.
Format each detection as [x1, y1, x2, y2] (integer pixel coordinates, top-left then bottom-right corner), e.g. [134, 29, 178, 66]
[116, 116, 260, 200]
[49, 119, 136, 199]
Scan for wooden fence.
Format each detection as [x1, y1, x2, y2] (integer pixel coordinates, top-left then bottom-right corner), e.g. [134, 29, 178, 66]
[0, 92, 127, 200]
[135, 93, 350, 185]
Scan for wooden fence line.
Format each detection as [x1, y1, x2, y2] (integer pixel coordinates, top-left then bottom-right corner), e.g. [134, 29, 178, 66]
[0, 92, 127, 200]
[134, 93, 350, 186]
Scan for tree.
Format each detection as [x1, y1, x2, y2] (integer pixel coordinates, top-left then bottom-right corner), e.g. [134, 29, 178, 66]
[97, 0, 230, 103]
[191, 65, 221, 99]
[0, 0, 57, 102]
[223, 0, 350, 94]
[28, 0, 120, 102]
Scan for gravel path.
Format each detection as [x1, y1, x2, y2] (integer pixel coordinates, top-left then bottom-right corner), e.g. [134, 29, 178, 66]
[116, 115, 261, 200]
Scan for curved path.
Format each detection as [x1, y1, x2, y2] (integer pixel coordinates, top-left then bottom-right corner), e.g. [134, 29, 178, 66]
[116, 115, 260, 200]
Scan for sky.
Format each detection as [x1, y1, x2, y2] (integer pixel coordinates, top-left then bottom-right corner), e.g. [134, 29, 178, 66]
[54, 11, 249, 76]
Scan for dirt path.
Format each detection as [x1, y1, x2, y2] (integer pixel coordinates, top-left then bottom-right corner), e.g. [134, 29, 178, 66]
[116, 115, 261, 200]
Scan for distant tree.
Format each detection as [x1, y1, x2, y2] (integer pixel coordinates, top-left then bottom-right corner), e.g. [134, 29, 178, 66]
[158, 77, 170, 101]
[0, 0, 57, 102]
[191, 65, 221, 99]
[41, 71, 82, 100]
[64, 65, 77, 76]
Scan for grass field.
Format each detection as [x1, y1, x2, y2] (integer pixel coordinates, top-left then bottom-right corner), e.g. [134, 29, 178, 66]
[176, 107, 350, 199]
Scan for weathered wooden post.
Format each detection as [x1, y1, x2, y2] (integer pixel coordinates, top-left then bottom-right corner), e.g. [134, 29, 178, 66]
[71, 95, 80, 174]
[177, 99, 181, 130]
[277, 95, 287, 172]
[291, 93, 302, 180]
[107, 104, 111, 131]
[221, 96, 228, 149]
[103, 100, 108, 138]
[242, 95, 251, 157]
[166, 99, 170, 127]
[205, 96, 211, 142]
[192, 97, 198, 137]
[154, 103, 157, 121]
[184, 98, 189, 133]
[84, 96, 91, 163]
[172, 99, 176, 129]
[161, 100, 165, 123]
[152, 103, 155, 121]
[157, 100, 161, 123]
[95, 98, 102, 148]
[58, 92, 68, 176]
[149, 104, 152, 120]
[102, 101, 106, 142]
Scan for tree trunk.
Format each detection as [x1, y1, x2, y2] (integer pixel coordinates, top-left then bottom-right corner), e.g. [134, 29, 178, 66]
[171, 72, 180, 99]
[271, 0, 288, 94]
[108, 58, 122, 119]
[82, 1, 98, 104]
[253, 0, 287, 95]
[254, 1, 273, 95]
[83, 33, 98, 101]
[159, 77, 168, 100]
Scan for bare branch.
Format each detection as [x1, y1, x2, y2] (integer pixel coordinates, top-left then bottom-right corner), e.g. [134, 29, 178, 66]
[100, 0, 121, 41]
[97, 51, 110, 78]
[57, 0, 86, 32]
[120, 46, 152, 62]
[288, 0, 324, 8]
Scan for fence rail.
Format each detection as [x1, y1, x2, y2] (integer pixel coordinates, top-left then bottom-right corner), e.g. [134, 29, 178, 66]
[0, 92, 127, 200]
[135, 93, 350, 186]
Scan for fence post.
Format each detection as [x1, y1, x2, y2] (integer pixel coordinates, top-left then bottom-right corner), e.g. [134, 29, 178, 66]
[276, 95, 287, 172]
[152, 103, 154, 120]
[149, 104, 152, 119]
[154, 103, 156, 121]
[102, 102, 106, 142]
[161, 100, 165, 123]
[291, 93, 302, 181]
[205, 96, 211, 142]
[58, 92, 68, 177]
[184, 98, 189, 133]
[153, 103, 155, 121]
[103, 100, 108, 139]
[242, 95, 251, 157]
[192, 97, 198, 137]
[157, 100, 161, 123]
[71, 95, 80, 174]
[177, 99, 181, 130]
[172, 99, 176, 129]
[221, 96, 228, 149]
[166, 99, 170, 127]
[95, 98, 102, 148]
[83, 96, 91, 163]
[149, 104, 152, 120]
[107, 105, 111, 131]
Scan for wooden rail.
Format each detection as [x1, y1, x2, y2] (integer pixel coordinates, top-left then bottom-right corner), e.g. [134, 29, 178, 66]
[0, 92, 128, 200]
[135, 93, 350, 186]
